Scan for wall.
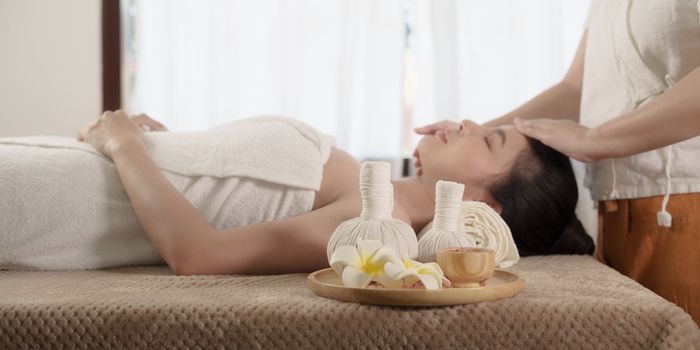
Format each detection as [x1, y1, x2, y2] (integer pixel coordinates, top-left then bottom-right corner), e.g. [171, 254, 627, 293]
[0, 0, 101, 137]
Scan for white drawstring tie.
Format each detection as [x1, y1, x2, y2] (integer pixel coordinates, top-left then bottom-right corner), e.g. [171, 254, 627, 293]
[609, 158, 619, 199]
[656, 146, 673, 227]
[657, 74, 677, 228]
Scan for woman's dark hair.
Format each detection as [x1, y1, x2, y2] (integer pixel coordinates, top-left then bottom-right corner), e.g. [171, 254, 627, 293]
[489, 137, 594, 256]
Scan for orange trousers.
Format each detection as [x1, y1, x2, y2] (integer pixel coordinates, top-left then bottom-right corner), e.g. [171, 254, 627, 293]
[596, 193, 700, 326]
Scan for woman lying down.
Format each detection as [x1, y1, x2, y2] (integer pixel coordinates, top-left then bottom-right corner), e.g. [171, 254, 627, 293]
[0, 111, 593, 275]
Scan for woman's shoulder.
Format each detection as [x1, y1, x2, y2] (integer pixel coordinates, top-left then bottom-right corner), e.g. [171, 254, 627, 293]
[311, 147, 362, 211]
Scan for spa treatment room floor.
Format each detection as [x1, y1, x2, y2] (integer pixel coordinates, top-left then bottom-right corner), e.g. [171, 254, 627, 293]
[1, 255, 698, 349]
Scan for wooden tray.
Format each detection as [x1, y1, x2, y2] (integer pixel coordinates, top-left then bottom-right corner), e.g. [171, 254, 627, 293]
[307, 268, 525, 306]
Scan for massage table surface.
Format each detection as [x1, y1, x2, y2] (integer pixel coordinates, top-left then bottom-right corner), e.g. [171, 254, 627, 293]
[1, 255, 698, 349]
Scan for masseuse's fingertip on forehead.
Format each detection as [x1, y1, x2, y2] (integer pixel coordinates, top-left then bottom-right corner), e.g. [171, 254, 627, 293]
[503, 125, 524, 136]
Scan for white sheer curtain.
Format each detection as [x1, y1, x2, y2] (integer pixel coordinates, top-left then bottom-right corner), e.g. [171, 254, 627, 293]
[127, 0, 405, 159]
[127, 0, 590, 158]
[410, 0, 595, 239]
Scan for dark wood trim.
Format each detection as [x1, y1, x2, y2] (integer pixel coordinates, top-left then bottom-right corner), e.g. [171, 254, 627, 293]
[402, 158, 411, 177]
[102, 0, 121, 111]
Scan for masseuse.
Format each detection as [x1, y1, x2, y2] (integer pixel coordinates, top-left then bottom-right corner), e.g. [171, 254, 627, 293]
[417, 1, 700, 324]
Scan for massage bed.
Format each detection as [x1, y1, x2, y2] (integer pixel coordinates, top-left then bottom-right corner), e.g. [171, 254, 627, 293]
[1, 255, 698, 349]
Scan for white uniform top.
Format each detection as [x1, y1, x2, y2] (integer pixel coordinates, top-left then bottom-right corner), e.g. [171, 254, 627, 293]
[580, 0, 700, 226]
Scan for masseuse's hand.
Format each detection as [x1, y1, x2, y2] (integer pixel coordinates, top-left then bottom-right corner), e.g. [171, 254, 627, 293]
[414, 119, 460, 137]
[76, 110, 145, 160]
[514, 117, 603, 163]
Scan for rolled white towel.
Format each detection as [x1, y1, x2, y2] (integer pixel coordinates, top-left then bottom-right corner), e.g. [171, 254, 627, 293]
[417, 201, 519, 268]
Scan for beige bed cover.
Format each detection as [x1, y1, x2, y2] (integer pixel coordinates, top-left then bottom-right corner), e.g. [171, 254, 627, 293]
[1, 255, 698, 349]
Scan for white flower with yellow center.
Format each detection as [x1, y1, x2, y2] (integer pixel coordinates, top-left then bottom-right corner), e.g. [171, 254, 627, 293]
[384, 258, 449, 290]
[329, 240, 403, 288]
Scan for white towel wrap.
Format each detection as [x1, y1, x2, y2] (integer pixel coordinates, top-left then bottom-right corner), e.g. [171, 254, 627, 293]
[0, 116, 335, 270]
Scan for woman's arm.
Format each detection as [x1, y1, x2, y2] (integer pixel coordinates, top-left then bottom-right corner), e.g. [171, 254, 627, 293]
[179, 198, 358, 275]
[77, 112, 211, 272]
[515, 64, 700, 162]
[109, 139, 212, 273]
[78, 111, 347, 275]
[113, 139, 351, 275]
[77, 111, 213, 272]
[485, 32, 587, 127]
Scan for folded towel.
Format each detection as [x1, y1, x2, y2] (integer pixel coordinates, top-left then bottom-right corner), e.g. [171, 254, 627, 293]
[417, 201, 520, 268]
[0, 116, 335, 270]
[0, 115, 335, 190]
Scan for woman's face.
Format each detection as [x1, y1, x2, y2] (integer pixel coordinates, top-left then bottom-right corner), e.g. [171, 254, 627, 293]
[414, 120, 529, 203]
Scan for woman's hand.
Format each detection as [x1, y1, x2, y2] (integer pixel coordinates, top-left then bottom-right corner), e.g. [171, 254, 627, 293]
[76, 110, 145, 160]
[514, 117, 603, 163]
[131, 113, 168, 132]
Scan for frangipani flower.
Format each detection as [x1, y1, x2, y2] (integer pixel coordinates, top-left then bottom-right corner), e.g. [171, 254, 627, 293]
[384, 258, 449, 290]
[329, 240, 403, 288]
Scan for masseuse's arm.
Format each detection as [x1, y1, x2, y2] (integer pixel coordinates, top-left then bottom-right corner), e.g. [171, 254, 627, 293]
[484, 32, 588, 126]
[77, 111, 345, 275]
[415, 32, 588, 135]
[516, 64, 700, 162]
